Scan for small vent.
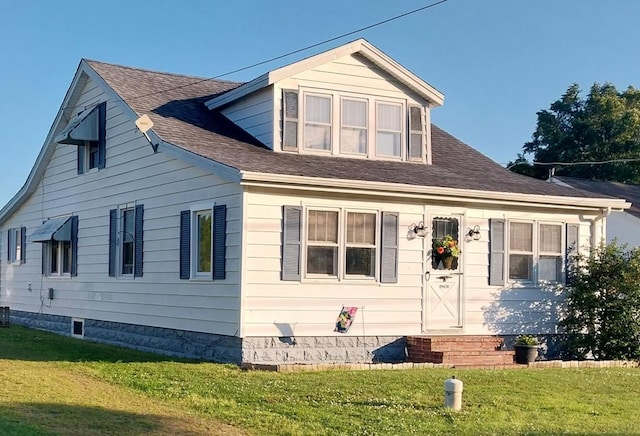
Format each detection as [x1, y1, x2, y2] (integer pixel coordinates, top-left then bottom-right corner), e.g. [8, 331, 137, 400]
[72, 319, 84, 337]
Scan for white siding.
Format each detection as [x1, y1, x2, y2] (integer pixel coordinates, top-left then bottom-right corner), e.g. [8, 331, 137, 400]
[220, 87, 274, 149]
[606, 211, 640, 247]
[242, 189, 599, 338]
[1, 77, 242, 336]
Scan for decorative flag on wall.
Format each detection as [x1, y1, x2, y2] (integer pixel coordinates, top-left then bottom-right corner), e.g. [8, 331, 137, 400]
[335, 306, 358, 333]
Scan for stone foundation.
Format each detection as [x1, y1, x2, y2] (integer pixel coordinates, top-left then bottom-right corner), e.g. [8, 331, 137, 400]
[9, 310, 407, 364]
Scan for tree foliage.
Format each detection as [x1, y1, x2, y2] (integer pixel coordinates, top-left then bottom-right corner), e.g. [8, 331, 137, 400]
[509, 83, 640, 181]
[561, 242, 640, 360]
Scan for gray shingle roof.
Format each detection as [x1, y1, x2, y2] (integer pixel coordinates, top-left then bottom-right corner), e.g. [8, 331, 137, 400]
[555, 176, 640, 218]
[86, 60, 608, 199]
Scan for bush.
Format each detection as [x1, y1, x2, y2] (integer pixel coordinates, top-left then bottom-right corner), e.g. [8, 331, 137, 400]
[561, 241, 640, 360]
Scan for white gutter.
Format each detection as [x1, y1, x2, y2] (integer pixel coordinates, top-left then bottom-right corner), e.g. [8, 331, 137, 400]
[239, 171, 631, 212]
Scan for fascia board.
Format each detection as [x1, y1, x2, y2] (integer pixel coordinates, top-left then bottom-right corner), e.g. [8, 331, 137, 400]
[239, 171, 631, 212]
[204, 38, 444, 110]
[0, 62, 91, 225]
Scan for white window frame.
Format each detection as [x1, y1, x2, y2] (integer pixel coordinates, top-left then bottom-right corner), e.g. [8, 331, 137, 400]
[45, 239, 72, 278]
[375, 101, 404, 159]
[84, 140, 101, 172]
[506, 220, 565, 284]
[114, 203, 136, 277]
[344, 210, 378, 279]
[190, 206, 214, 280]
[8, 227, 21, 265]
[303, 207, 379, 281]
[292, 88, 414, 162]
[303, 92, 333, 152]
[71, 318, 85, 338]
[340, 97, 368, 156]
[538, 222, 564, 283]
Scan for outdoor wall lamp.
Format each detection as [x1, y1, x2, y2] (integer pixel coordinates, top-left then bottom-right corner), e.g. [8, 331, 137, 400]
[409, 221, 427, 237]
[466, 225, 481, 241]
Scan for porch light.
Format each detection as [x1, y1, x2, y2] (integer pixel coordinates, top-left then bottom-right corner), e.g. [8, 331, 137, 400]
[409, 221, 427, 237]
[466, 225, 481, 241]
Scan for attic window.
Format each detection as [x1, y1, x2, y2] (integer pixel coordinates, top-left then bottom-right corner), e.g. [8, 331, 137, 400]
[56, 102, 107, 174]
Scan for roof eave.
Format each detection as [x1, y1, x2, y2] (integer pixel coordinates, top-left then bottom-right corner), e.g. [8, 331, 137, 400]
[239, 171, 631, 211]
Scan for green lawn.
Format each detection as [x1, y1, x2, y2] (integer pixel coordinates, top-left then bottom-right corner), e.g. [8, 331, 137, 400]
[0, 325, 639, 435]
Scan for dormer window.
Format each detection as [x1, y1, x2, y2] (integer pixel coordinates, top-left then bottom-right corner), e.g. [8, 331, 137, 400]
[341, 98, 367, 155]
[55, 102, 107, 174]
[282, 89, 423, 162]
[304, 94, 332, 151]
[376, 102, 402, 158]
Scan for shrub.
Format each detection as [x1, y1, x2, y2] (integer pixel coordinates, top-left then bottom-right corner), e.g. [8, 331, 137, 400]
[515, 335, 539, 346]
[561, 241, 640, 360]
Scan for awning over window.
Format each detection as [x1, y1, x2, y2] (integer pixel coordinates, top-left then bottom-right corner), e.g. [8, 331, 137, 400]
[55, 105, 99, 145]
[28, 216, 73, 242]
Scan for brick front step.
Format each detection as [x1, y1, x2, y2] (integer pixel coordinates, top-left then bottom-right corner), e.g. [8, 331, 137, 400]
[406, 335, 514, 365]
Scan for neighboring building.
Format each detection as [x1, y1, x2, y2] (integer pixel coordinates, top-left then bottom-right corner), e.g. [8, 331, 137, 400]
[551, 176, 640, 247]
[0, 39, 629, 364]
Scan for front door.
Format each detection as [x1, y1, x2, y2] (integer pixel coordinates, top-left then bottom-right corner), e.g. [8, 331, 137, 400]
[424, 214, 463, 330]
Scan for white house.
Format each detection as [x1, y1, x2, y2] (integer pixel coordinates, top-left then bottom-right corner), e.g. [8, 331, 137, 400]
[551, 176, 640, 248]
[0, 39, 629, 364]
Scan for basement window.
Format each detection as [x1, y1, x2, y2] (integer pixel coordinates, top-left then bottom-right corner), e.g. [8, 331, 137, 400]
[72, 318, 84, 337]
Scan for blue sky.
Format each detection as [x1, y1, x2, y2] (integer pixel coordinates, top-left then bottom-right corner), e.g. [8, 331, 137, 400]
[1, 0, 639, 206]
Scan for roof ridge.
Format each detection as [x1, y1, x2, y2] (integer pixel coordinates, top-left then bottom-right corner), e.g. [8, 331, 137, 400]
[83, 58, 244, 85]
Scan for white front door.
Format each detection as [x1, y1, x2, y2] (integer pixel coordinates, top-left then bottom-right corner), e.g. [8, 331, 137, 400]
[424, 214, 464, 331]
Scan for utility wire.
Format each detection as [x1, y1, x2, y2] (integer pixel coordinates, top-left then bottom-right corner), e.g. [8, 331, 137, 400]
[125, 0, 449, 101]
[507, 158, 640, 170]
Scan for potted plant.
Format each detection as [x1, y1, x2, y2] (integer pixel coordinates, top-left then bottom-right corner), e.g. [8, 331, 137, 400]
[433, 234, 460, 269]
[514, 335, 539, 364]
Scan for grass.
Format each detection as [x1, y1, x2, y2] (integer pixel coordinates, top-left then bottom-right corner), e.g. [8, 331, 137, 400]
[0, 326, 639, 435]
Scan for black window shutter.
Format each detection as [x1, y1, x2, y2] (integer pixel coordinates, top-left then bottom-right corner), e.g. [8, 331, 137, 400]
[97, 102, 107, 169]
[20, 227, 26, 264]
[71, 216, 78, 276]
[77, 145, 85, 175]
[134, 204, 144, 277]
[212, 205, 227, 280]
[42, 242, 47, 275]
[108, 209, 117, 277]
[179, 210, 191, 280]
[282, 206, 302, 281]
[380, 212, 399, 283]
[7, 229, 10, 262]
[408, 105, 423, 160]
[282, 90, 299, 150]
[489, 219, 506, 286]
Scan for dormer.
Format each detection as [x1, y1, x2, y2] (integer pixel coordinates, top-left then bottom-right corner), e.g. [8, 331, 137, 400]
[205, 39, 444, 164]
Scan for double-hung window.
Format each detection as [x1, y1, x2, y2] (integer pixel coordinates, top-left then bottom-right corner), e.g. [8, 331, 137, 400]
[282, 206, 398, 282]
[109, 204, 144, 278]
[341, 98, 368, 155]
[376, 102, 403, 158]
[7, 227, 26, 264]
[179, 205, 227, 280]
[538, 224, 563, 282]
[304, 94, 332, 151]
[55, 102, 107, 174]
[508, 222, 534, 281]
[29, 216, 78, 277]
[306, 210, 339, 275]
[491, 219, 574, 286]
[345, 212, 376, 277]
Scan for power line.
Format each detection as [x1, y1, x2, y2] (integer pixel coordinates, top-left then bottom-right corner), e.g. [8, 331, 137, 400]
[125, 0, 450, 101]
[507, 158, 640, 170]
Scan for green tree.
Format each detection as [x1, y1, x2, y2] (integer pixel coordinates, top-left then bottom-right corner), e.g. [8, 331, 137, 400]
[561, 242, 640, 360]
[510, 83, 640, 181]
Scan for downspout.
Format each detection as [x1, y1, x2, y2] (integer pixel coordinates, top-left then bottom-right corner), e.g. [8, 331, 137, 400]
[592, 207, 611, 247]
